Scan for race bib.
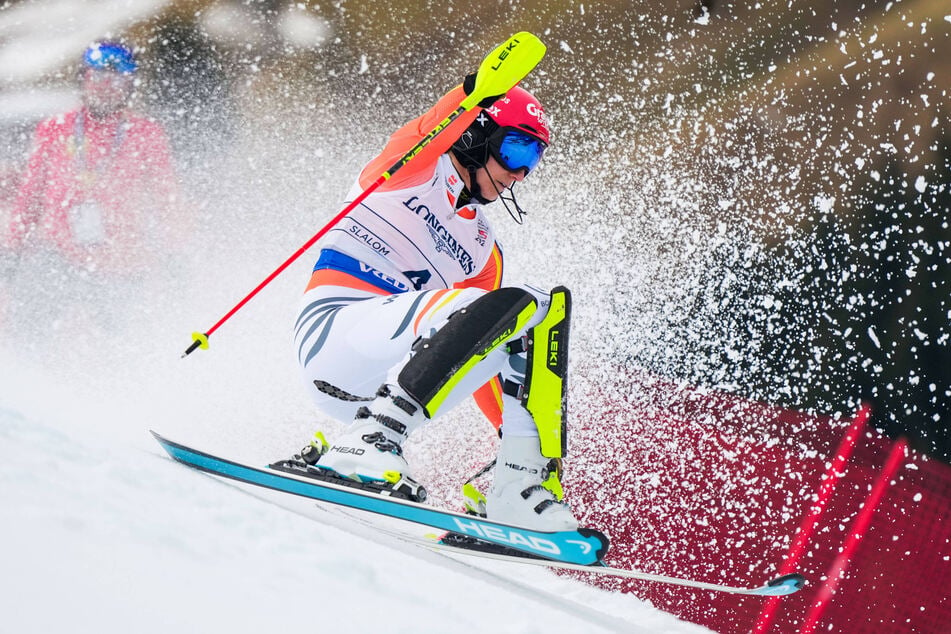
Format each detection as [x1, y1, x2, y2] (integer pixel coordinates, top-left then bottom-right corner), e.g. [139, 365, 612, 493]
[67, 201, 107, 245]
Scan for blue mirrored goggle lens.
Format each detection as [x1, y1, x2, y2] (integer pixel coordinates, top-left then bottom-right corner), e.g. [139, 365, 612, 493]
[494, 130, 545, 174]
[84, 44, 137, 74]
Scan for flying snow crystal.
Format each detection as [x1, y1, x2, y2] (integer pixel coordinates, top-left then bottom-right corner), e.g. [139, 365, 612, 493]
[814, 195, 836, 213]
[560, 41, 574, 54]
[915, 175, 927, 193]
[695, 6, 710, 25]
[868, 326, 882, 349]
[358, 55, 369, 74]
[913, 493, 923, 502]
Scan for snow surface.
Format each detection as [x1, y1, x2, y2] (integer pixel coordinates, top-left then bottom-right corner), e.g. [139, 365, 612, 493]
[0, 352, 709, 634]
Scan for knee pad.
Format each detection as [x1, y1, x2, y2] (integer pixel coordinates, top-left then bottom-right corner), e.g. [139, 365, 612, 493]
[398, 287, 538, 418]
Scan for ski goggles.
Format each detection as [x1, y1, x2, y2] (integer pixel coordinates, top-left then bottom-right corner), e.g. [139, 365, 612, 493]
[83, 43, 138, 74]
[489, 129, 546, 175]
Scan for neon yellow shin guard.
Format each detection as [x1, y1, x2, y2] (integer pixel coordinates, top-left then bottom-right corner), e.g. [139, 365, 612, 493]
[523, 286, 570, 459]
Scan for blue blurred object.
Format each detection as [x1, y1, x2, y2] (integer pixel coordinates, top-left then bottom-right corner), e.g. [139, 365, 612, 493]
[83, 42, 137, 74]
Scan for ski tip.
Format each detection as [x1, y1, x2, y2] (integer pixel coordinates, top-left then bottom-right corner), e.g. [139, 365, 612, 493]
[763, 573, 806, 596]
[149, 430, 169, 445]
[149, 430, 177, 457]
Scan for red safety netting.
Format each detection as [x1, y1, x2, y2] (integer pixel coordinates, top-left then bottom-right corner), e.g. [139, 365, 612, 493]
[566, 366, 951, 633]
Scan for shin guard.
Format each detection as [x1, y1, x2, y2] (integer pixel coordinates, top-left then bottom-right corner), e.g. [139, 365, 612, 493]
[523, 286, 571, 459]
[398, 287, 538, 418]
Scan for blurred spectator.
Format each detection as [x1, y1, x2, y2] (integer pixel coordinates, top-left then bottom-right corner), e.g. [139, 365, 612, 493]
[2, 41, 184, 337]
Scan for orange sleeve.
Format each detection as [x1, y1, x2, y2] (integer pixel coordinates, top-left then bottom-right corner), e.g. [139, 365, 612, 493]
[358, 85, 482, 192]
[473, 376, 504, 432]
[454, 242, 503, 292]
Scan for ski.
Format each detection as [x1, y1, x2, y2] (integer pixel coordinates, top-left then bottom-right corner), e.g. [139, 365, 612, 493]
[320, 505, 806, 597]
[427, 533, 805, 596]
[151, 431, 608, 566]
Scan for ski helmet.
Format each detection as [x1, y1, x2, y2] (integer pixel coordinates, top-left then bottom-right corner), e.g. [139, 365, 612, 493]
[83, 42, 138, 74]
[451, 86, 549, 175]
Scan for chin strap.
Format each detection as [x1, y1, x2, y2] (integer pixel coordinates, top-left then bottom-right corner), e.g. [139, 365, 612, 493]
[477, 165, 528, 224]
[497, 182, 527, 224]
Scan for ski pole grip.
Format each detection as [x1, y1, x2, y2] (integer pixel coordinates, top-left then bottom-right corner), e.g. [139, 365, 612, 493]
[460, 32, 546, 111]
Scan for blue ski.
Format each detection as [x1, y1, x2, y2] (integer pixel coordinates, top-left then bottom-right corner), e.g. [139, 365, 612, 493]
[151, 431, 609, 566]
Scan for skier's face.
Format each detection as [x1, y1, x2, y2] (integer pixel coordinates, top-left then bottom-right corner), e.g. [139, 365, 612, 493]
[473, 155, 527, 201]
[82, 68, 135, 118]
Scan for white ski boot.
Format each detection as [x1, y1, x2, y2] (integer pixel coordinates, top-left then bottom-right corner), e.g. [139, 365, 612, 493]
[313, 385, 424, 488]
[486, 435, 579, 531]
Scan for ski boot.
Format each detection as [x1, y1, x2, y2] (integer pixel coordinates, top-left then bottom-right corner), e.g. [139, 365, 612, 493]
[485, 435, 578, 531]
[292, 385, 427, 502]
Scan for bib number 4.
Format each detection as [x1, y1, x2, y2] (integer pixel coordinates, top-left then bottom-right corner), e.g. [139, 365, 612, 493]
[402, 269, 432, 291]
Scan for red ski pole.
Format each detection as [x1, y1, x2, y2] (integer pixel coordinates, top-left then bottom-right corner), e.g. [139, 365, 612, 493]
[182, 32, 546, 358]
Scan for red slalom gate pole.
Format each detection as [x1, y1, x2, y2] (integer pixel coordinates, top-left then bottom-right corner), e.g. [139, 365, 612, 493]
[752, 403, 871, 634]
[799, 437, 908, 634]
